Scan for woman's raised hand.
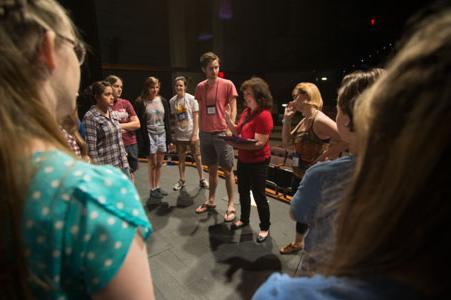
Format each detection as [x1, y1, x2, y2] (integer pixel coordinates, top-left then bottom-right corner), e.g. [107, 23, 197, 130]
[283, 101, 296, 120]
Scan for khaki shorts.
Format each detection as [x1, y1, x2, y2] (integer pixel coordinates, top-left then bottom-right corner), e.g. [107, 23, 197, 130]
[199, 131, 234, 170]
[176, 140, 201, 157]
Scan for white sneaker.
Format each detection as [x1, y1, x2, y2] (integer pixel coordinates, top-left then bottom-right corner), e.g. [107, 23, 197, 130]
[173, 180, 186, 191]
[199, 178, 209, 189]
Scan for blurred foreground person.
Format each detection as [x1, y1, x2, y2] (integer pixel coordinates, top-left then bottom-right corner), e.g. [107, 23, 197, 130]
[0, 0, 155, 298]
[254, 7, 451, 300]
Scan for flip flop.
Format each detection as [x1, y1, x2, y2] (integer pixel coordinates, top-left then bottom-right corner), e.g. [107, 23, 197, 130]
[195, 202, 216, 214]
[224, 209, 236, 222]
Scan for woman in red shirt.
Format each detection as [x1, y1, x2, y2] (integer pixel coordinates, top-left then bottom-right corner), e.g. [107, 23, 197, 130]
[225, 77, 273, 243]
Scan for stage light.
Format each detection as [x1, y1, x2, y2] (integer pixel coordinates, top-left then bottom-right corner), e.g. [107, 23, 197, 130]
[371, 18, 375, 26]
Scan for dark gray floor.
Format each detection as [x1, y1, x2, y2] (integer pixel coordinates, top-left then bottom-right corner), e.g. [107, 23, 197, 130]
[134, 161, 301, 300]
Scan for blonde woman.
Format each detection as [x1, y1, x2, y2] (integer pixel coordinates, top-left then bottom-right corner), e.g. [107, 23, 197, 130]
[280, 82, 347, 253]
[0, 0, 154, 298]
[280, 69, 384, 255]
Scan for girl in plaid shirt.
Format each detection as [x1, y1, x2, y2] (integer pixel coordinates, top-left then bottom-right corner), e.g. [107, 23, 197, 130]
[83, 81, 130, 176]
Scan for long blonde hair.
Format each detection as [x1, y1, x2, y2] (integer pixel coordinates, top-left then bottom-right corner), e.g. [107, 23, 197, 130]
[325, 9, 451, 297]
[0, 0, 79, 298]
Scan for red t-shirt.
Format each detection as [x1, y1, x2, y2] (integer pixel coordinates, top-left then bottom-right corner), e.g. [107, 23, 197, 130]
[237, 108, 273, 163]
[195, 77, 238, 133]
[112, 98, 137, 146]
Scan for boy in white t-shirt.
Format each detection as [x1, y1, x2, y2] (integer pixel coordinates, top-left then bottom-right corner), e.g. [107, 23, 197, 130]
[169, 76, 208, 190]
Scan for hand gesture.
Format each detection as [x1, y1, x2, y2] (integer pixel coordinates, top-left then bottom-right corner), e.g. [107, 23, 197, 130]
[283, 101, 296, 121]
[168, 143, 176, 153]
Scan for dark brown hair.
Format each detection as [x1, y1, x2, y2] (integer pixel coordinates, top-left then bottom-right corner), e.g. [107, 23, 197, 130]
[200, 51, 220, 69]
[174, 75, 187, 87]
[91, 81, 112, 103]
[337, 68, 385, 131]
[240, 77, 273, 110]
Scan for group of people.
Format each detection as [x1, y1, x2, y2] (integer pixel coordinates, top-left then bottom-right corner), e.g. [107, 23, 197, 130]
[71, 73, 208, 198]
[2, 0, 450, 299]
[74, 50, 277, 242]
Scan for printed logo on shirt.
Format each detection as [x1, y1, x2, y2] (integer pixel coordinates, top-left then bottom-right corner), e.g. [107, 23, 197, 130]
[114, 108, 129, 123]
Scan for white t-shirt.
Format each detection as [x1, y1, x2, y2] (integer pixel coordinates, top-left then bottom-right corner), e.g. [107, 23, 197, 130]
[169, 93, 199, 141]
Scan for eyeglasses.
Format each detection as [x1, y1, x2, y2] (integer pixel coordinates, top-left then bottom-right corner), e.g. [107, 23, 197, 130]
[55, 33, 86, 65]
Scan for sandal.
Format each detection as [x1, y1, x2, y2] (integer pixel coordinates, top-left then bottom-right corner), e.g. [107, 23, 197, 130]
[279, 242, 304, 254]
[195, 202, 216, 214]
[224, 209, 236, 222]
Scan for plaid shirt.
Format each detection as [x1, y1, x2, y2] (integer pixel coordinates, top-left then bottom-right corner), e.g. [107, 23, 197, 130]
[60, 127, 81, 157]
[83, 106, 129, 169]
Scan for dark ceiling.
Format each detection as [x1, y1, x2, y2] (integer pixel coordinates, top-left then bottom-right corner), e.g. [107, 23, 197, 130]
[61, 0, 428, 72]
[59, 0, 436, 108]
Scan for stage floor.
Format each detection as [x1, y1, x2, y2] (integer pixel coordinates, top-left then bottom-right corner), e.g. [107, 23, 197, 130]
[135, 161, 302, 300]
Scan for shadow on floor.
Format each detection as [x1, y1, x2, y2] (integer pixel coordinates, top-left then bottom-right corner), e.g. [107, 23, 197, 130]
[208, 223, 282, 299]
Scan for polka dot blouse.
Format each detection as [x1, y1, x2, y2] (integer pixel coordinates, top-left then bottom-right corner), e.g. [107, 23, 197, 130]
[23, 149, 153, 299]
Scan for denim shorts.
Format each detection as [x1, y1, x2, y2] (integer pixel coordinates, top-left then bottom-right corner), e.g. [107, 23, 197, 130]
[148, 132, 167, 154]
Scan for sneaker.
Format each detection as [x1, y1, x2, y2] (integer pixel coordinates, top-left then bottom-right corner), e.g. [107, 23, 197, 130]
[149, 189, 163, 199]
[156, 187, 168, 196]
[199, 178, 209, 189]
[173, 180, 186, 191]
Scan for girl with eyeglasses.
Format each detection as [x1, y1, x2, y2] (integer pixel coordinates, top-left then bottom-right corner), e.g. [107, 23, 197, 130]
[0, 1, 155, 298]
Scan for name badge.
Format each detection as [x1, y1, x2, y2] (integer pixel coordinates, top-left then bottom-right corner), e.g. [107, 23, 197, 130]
[292, 153, 300, 167]
[207, 105, 216, 115]
[176, 112, 188, 121]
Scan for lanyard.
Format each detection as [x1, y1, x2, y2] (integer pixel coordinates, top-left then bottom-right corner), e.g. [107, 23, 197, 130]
[204, 80, 219, 107]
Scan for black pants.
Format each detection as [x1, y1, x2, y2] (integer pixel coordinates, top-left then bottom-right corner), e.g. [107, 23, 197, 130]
[237, 159, 270, 231]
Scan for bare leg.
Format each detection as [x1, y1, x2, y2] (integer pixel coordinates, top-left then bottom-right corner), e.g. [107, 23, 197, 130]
[223, 168, 235, 211]
[208, 164, 218, 204]
[147, 154, 157, 189]
[178, 152, 186, 181]
[293, 232, 305, 248]
[194, 153, 204, 180]
[155, 151, 165, 188]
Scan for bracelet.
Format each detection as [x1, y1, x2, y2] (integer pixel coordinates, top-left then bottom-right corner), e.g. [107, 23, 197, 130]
[282, 118, 289, 124]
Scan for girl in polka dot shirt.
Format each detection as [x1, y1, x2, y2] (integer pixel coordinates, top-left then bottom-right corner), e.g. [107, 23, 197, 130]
[0, 0, 155, 299]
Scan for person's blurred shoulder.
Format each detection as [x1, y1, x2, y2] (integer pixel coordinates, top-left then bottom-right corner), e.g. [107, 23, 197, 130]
[253, 273, 422, 300]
